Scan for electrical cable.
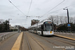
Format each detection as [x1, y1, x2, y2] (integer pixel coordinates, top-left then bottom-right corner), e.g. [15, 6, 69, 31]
[27, 0, 32, 16]
[47, 5, 71, 15]
[42, 0, 65, 16]
[8, 0, 27, 17]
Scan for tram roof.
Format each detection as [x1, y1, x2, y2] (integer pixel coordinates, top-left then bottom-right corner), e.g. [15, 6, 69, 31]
[29, 20, 52, 28]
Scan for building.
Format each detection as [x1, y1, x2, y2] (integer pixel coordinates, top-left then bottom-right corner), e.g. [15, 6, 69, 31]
[31, 19, 39, 26]
[10, 25, 18, 30]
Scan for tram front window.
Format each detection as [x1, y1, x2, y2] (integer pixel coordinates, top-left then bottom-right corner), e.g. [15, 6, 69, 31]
[45, 24, 53, 31]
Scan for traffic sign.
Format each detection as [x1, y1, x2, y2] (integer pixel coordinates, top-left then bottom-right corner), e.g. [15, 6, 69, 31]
[67, 24, 71, 27]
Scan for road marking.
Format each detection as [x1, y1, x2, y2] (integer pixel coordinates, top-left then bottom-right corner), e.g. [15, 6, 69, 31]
[55, 34, 75, 41]
[11, 32, 23, 50]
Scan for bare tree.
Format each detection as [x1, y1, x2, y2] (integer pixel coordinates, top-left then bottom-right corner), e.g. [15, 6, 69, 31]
[0, 19, 4, 24]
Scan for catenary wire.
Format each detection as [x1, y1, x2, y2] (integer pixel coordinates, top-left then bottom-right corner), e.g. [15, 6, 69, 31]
[42, 0, 65, 17]
[8, 0, 27, 17]
[27, 0, 32, 16]
[45, 5, 71, 16]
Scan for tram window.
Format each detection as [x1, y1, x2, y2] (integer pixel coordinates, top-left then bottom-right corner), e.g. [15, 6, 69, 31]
[37, 27, 41, 31]
[45, 24, 53, 31]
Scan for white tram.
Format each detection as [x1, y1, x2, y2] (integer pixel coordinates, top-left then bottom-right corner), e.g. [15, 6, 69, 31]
[29, 20, 54, 36]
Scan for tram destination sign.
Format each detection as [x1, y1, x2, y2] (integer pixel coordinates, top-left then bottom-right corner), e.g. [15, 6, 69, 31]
[44, 21, 52, 24]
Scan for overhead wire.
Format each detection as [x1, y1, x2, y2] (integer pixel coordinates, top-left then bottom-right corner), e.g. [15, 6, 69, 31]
[8, 0, 27, 17]
[46, 5, 71, 16]
[40, 5, 71, 20]
[42, 0, 65, 17]
[27, 0, 32, 16]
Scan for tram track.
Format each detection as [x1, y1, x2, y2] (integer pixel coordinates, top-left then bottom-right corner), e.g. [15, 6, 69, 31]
[26, 32, 44, 50]
[37, 36, 66, 50]
[41, 35, 75, 46]
[22, 32, 44, 50]
[23, 32, 75, 50]
[24, 33, 32, 50]
[28, 32, 65, 50]
[30, 32, 75, 46]
[29, 32, 75, 49]
[47, 37, 75, 46]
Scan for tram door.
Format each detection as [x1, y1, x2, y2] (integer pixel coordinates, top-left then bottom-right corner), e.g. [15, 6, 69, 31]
[41, 25, 44, 35]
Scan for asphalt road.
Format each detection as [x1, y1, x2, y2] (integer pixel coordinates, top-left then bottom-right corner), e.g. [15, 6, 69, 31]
[22, 31, 75, 50]
[0, 32, 20, 50]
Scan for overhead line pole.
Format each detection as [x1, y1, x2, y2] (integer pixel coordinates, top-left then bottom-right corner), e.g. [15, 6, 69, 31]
[63, 8, 70, 31]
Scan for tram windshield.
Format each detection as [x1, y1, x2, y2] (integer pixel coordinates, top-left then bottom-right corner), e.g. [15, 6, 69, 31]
[44, 24, 53, 31]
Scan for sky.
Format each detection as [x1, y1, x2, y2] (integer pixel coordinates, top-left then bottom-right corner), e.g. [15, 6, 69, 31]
[0, 0, 75, 28]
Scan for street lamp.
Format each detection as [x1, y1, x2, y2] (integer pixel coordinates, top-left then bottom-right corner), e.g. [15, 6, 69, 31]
[63, 8, 70, 31]
[63, 8, 69, 23]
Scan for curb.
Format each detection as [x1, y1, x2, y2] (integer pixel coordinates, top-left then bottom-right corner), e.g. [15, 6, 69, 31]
[55, 34, 75, 41]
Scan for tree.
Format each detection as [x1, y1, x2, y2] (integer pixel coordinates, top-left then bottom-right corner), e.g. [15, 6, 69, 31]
[0, 20, 10, 32]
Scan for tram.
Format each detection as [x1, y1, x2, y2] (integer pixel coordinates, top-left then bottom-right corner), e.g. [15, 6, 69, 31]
[29, 20, 54, 36]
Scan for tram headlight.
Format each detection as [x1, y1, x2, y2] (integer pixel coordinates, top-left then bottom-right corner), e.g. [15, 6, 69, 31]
[50, 31, 52, 33]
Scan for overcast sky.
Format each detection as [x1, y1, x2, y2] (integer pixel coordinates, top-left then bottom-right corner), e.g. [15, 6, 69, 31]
[0, 0, 75, 28]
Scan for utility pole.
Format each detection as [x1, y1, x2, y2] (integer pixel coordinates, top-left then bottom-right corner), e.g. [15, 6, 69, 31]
[63, 8, 70, 31]
[67, 9, 69, 23]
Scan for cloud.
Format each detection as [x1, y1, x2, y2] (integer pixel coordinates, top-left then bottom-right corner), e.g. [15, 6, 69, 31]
[0, 0, 75, 28]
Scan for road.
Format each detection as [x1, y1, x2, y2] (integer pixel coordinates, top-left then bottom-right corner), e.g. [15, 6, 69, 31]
[0, 32, 20, 50]
[0, 31, 75, 50]
[22, 31, 75, 50]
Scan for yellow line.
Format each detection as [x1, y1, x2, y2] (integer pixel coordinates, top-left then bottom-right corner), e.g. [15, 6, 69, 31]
[11, 32, 23, 50]
[55, 34, 75, 41]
